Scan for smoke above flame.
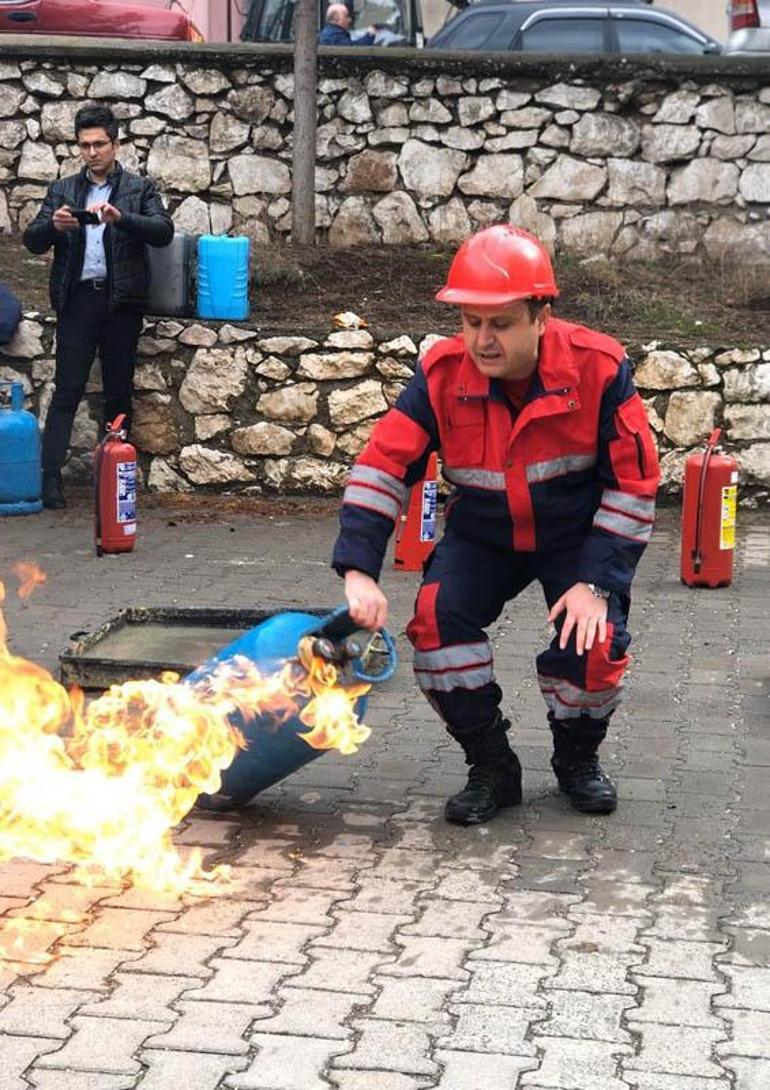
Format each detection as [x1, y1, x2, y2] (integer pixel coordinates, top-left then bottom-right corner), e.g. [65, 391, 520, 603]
[0, 566, 371, 901]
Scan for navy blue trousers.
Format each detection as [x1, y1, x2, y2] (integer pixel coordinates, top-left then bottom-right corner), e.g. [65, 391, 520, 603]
[406, 529, 632, 732]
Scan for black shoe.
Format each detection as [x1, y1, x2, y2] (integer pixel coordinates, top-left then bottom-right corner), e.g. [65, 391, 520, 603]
[42, 473, 66, 509]
[550, 715, 617, 814]
[445, 715, 523, 825]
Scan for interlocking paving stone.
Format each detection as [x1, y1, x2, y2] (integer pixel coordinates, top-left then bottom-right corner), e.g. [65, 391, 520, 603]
[534, 990, 636, 1042]
[228, 1034, 351, 1089]
[294, 947, 393, 995]
[27, 948, 143, 991]
[630, 976, 726, 1027]
[136, 1050, 249, 1090]
[220, 920, 324, 964]
[333, 1019, 440, 1076]
[0, 984, 102, 1038]
[719, 1057, 770, 1090]
[345, 879, 437, 914]
[156, 899, 263, 936]
[634, 938, 727, 981]
[0, 1036, 62, 1090]
[145, 998, 270, 1054]
[77, 970, 199, 1020]
[34, 1016, 169, 1074]
[127, 932, 236, 977]
[520, 1037, 633, 1090]
[311, 909, 411, 951]
[432, 1050, 539, 1089]
[625, 1022, 728, 1077]
[184, 958, 301, 1004]
[454, 960, 549, 1008]
[369, 975, 456, 1023]
[442, 1002, 541, 1054]
[716, 1009, 770, 1058]
[60, 908, 175, 951]
[250, 985, 368, 1038]
[379, 936, 478, 980]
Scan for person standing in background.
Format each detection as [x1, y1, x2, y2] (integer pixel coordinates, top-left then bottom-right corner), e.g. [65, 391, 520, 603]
[23, 102, 172, 509]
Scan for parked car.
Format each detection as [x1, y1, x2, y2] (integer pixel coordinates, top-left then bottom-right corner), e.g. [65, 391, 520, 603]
[0, 0, 204, 40]
[426, 0, 722, 54]
[726, 0, 770, 52]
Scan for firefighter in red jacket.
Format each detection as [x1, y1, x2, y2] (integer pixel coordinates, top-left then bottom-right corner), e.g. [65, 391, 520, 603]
[332, 225, 660, 824]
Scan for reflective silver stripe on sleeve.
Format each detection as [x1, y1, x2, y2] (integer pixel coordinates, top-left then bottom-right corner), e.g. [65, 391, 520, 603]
[349, 464, 408, 506]
[593, 506, 654, 543]
[600, 488, 656, 520]
[343, 483, 400, 521]
[415, 663, 495, 693]
[537, 674, 623, 719]
[413, 641, 491, 672]
[443, 467, 506, 491]
[526, 453, 596, 483]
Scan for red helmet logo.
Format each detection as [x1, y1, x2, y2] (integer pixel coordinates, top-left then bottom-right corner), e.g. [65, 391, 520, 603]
[436, 224, 559, 306]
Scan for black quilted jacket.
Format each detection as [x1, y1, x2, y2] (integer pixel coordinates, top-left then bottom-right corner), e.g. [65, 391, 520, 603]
[22, 162, 173, 313]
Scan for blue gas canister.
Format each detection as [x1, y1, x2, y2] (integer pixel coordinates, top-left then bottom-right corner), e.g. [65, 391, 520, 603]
[188, 607, 397, 808]
[0, 381, 42, 515]
[197, 235, 250, 320]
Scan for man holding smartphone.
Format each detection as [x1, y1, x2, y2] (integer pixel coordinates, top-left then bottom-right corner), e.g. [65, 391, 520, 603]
[23, 103, 173, 509]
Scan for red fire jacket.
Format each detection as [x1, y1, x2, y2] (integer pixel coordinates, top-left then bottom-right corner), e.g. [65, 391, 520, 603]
[332, 318, 661, 595]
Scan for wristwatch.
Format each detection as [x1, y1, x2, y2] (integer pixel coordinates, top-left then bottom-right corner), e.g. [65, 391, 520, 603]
[586, 583, 611, 599]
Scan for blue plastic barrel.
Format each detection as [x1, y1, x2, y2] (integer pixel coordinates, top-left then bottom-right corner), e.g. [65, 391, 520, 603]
[0, 381, 42, 516]
[197, 235, 250, 320]
[187, 608, 396, 807]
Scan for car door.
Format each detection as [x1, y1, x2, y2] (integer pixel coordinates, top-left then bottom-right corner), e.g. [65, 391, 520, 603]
[0, 0, 43, 33]
[511, 7, 612, 53]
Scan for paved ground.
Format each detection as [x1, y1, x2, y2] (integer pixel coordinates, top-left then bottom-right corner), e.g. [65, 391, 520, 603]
[0, 498, 768, 1090]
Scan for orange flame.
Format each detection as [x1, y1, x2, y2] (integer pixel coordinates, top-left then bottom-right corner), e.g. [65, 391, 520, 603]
[0, 575, 372, 904]
[12, 562, 47, 600]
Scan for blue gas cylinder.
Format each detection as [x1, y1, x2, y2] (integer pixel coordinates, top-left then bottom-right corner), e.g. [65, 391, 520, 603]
[0, 381, 42, 515]
[197, 235, 250, 320]
[187, 608, 397, 807]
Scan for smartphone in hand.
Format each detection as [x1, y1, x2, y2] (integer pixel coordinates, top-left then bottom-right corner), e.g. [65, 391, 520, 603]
[71, 209, 101, 226]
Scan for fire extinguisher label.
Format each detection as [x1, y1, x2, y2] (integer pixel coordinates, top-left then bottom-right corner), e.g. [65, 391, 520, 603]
[117, 461, 137, 524]
[420, 480, 437, 542]
[720, 485, 737, 550]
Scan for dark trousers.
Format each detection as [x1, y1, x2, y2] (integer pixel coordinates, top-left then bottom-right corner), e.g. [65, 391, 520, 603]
[42, 282, 142, 474]
[406, 530, 632, 732]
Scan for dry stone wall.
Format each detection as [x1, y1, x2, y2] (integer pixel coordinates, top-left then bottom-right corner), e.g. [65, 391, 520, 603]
[2, 314, 768, 504]
[0, 40, 767, 501]
[0, 42, 768, 261]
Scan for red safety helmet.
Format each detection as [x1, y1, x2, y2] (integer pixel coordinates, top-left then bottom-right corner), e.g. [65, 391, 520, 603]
[436, 224, 559, 306]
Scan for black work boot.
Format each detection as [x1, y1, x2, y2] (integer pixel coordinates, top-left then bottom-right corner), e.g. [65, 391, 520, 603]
[42, 471, 66, 510]
[445, 714, 523, 825]
[549, 714, 617, 814]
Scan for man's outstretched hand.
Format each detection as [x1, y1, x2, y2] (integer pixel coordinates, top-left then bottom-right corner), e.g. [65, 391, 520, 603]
[548, 582, 608, 655]
[344, 569, 388, 631]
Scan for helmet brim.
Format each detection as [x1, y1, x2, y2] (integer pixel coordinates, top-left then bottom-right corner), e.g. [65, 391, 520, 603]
[435, 286, 559, 305]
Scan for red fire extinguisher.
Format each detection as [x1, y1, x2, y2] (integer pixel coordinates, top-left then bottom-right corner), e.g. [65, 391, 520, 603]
[393, 452, 439, 572]
[94, 414, 137, 557]
[680, 428, 738, 588]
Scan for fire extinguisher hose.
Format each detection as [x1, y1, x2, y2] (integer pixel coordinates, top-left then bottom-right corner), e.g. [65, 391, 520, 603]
[692, 428, 721, 574]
